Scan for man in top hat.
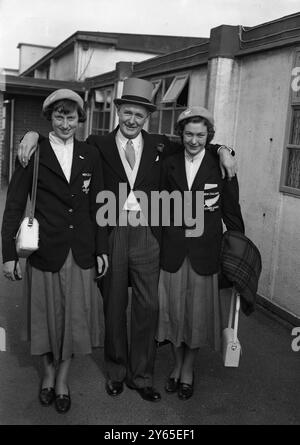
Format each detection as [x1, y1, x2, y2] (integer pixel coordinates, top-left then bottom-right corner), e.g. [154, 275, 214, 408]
[18, 78, 236, 402]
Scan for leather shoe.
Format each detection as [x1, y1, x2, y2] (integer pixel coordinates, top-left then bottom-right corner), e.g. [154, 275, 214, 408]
[178, 381, 194, 400]
[55, 390, 71, 414]
[129, 385, 161, 402]
[105, 380, 124, 397]
[165, 377, 179, 393]
[39, 387, 55, 406]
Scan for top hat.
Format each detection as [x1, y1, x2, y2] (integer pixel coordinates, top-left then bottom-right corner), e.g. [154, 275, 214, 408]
[114, 78, 156, 112]
[43, 89, 84, 114]
[177, 106, 214, 126]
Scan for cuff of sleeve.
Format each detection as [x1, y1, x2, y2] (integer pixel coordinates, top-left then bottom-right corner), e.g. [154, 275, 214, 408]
[217, 145, 235, 156]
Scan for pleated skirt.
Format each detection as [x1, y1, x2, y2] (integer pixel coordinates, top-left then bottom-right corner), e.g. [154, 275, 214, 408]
[156, 257, 223, 351]
[22, 251, 104, 361]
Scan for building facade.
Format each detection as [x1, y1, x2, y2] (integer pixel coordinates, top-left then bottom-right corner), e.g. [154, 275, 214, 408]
[1, 14, 300, 322]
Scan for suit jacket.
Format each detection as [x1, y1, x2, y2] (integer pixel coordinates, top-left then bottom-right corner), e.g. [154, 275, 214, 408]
[86, 129, 173, 243]
[1, 138, 108, 271]
[160, 149, 245, 275]
[86, 128, 222, 245]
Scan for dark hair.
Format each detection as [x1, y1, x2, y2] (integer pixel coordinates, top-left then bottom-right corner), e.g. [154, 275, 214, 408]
[175, 116, 215, 145]
[43, 99, 86, 122]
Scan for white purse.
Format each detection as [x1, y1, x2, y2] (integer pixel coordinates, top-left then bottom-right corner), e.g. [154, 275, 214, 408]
[222, 288, 241, 367]
[15, 147, 40, 258]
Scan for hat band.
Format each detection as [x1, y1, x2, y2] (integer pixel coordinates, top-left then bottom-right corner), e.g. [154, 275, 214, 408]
[121, 95, 153, 104]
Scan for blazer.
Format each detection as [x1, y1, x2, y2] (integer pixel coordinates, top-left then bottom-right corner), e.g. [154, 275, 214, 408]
[160, 149, 245, 275]
[1, 138, 108, 272]
[86, 128, 222, 245]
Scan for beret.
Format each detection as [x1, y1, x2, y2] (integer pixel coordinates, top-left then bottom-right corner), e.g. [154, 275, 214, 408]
[177, 106, 214, 126]
[43, 89, 84, 113]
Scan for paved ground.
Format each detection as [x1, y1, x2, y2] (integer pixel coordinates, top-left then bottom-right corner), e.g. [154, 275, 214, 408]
[0, 188, 299, 425]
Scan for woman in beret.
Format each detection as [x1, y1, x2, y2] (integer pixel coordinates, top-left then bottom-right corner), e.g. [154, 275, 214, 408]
[157, 107, 245, 400]
[1, 89, 108, 413]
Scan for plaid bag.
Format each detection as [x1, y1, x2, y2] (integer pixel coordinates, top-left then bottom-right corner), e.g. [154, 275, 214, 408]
[220, 231, 262, 315]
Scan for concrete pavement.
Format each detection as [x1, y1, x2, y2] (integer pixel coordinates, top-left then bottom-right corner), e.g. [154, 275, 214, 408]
[0, 188, 299, 425]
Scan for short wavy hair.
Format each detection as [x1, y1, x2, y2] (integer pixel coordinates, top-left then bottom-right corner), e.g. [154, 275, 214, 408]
[175, 116, 215, 145]
[43, 99, 86, 122]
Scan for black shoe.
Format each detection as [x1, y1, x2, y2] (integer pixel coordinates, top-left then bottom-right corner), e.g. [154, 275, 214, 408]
[105, 380, 124, 397]
[129, 385, 161, 402]
[165, 377, 179, 393]
[39, 387, 55, 406]
[55, 390, 71, 414]
[178, 381, 194, 400]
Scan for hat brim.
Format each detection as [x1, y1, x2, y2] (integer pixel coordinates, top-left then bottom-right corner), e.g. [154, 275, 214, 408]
[114, 98, 156, 112]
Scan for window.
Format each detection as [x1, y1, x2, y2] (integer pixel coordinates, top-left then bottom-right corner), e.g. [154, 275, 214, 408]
[280, 50, 300, 196]
[91, 88, 112, 135]
[148, 74, 189, 138]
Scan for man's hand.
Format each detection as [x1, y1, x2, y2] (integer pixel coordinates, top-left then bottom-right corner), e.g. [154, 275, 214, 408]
[219, 146, 237, 180]
[18, 131, 39, 167]
[96, 254, 109, 279]
[3, 261, 22, 281]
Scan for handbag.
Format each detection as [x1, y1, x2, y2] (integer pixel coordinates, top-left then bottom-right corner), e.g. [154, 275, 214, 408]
[222, 288, 241, 367]
[15, 147, 40, 258]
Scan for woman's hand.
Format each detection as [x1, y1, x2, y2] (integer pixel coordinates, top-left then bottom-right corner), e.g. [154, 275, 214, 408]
[18, 132, 39, 167]
[3, 261, 22, 281]
[219, 147, 238, 179]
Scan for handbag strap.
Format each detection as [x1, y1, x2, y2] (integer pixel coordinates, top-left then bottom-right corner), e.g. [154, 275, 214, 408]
[228, 288, 241, 343]
[228, 287, 235, 328]
[28, 145, 40, 227]
[233, 293, 240, 343]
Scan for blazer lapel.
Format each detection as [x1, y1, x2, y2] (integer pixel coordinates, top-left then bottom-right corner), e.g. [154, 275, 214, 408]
[69, 139, 88, 184]
[100, 129, 128, 183]
[191, 150, 219, 191]
[169, 151, 189, 192]
[134, 131, 159, 188]
[39, 139, 67, 181]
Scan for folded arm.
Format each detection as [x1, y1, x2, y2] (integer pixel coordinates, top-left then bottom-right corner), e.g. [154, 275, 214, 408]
[221, 175, 245, 233]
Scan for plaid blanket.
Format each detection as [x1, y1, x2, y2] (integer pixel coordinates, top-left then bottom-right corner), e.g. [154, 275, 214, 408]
[220, 230, 262, 315]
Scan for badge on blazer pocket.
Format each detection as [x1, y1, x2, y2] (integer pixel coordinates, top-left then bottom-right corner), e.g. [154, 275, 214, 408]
[204, 183, 220, 211]
[82, 173, 92, 194]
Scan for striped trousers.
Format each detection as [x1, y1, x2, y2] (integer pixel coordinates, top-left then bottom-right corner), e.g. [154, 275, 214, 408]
[101, 211, 160, 388]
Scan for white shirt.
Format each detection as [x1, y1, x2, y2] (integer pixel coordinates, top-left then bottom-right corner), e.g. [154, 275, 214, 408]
[185, 149, 206, 190]
[116, 130, 143, 211]
[49, 131, 74, 183]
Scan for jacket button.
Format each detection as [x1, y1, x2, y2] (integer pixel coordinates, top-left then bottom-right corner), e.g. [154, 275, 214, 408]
[69, 225, 74, 229]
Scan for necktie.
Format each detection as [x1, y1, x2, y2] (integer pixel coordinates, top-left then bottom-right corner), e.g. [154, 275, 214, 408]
[125, 139, 136, 169]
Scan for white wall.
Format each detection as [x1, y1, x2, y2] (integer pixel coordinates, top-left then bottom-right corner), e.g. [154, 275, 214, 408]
[19, 44, 52, 74]
[188, 67, 207, 107]
[232, 47, 300, 318]
[76, 43, 157, 80]
[49, 50, 75, 80]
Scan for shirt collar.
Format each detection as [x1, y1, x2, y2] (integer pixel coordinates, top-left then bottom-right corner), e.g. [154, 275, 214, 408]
[116, 129, 142, 152]
[49, 131, 74, 146]
[184, 148, 205, 163]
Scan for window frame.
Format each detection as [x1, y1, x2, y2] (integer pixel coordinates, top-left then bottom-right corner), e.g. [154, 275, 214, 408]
[91, 87, 113, 136]
[280, 49, 300, 197]
[148, 73, 190, 138]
